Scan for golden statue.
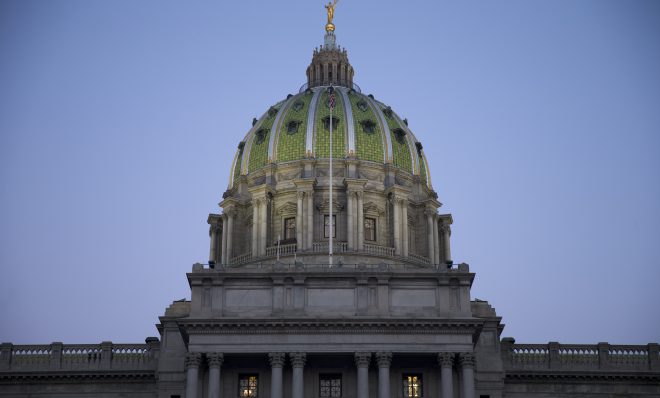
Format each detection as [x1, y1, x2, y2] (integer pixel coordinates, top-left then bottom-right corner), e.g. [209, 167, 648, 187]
[325, 0, 339, 32]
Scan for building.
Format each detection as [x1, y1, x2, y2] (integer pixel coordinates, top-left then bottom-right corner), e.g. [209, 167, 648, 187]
[1, 8, 659, 398]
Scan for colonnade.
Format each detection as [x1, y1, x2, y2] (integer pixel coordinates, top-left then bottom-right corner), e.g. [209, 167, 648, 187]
[184, 351, 476, 398]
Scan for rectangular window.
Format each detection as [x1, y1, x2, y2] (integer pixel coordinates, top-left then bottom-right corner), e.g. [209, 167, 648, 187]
[403, 374, 422, 398]
[364, 217, 376, 241]
[320, 374, 342, 397]
[284, 217, 296, 240]
[239, 374, 258, 397]
[324, 215, 336, 238]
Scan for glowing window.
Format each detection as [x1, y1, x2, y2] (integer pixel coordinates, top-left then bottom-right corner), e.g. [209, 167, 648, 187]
[239, 374, 258, 397]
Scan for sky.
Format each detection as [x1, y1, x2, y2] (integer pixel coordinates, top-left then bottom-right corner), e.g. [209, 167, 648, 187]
[1, 0, 659, 345]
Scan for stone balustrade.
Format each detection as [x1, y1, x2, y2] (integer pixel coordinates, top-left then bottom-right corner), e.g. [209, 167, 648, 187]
[363, 243, 395, 257]
[265, 243, 297, 257]
[501, 338, 660, 372]
[0, 339, 159, 372]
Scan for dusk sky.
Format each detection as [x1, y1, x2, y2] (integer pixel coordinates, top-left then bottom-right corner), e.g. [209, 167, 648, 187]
[1, 1, 659, 345]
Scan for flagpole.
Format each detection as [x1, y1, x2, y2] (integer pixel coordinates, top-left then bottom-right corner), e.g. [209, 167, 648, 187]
[328, 85, 334, 267]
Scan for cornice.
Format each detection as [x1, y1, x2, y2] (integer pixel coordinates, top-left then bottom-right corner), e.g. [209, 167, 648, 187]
[504, 370, 660, 383]
[0, 370, 156, 384]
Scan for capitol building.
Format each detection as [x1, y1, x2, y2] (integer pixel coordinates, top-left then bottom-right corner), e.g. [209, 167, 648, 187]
[1, 6, 658, 398]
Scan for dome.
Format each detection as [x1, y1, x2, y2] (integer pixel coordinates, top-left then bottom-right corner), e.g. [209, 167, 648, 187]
[227, 31, 433, 192]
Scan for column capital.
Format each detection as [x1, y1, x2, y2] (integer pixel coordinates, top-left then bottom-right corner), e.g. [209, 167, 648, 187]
[297, 191, 306, 199]
[289, 352, 307, 368]
[437, 352, 455, 368]
[268, 352, 286, 368]
[375, 352, 392, 368]
[206, 352, 224, 368]
[185, 352, 202, 370]
[354, 352, 371, 367]
[458, 352, 475, 368]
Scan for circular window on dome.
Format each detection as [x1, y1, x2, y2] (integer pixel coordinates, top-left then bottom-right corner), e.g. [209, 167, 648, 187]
[287, 120, 301, 134]
[356, 100, 368, 112]
[255, 128, 267, 144]
[360, 120, 376, 134]
[382, 106, 393, 119]
[268, 106, 278, 118]
[292, 101, 304, 112]
[393, 128, 406, 144]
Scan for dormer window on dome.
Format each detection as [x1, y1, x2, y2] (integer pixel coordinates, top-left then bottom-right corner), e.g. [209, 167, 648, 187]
[322, 116, 340, 131]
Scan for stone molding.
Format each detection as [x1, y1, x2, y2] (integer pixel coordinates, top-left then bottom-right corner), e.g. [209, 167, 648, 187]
[206, 353, 224, 368]
[268, 352, 286, 368]
[289, 352, 307, 368]
[354, 352, 371, 367]
[184, 353, 202, 370]
[438, 352, 455, 368]
[375, 352, 392, 367]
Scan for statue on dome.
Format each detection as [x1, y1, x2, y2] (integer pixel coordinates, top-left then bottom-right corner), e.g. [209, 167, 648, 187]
[325, 0, 339, 32]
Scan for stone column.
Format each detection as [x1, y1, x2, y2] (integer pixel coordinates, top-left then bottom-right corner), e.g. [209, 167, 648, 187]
[226, 211, 234, 264]
[354, 352, 371, 398]
[357, 191, 364, 250]
[347, 191, 354, 250]
[252, 202, 259, 257]
[426, 211, 435, 264]
[459, 353, 476, 398]
[184, 352, 202, 398]
[401, 200, 409, 257]
[209, 226, 218, 264]
[259, 197, 268, 256]
[433, 216, 440, 266]
[393, 198, 401, 255]
[221, 215, 228, 265]
[376, 352, 392, 398]
[296, 192, 304, 250]
[442, 224, 452, 263]
[207, 353, 224, 398]
[290, 352, 306, 398]
[437, 353, 454, 398]
[269, 352, 285, 398]
[306, 192, 314, 249]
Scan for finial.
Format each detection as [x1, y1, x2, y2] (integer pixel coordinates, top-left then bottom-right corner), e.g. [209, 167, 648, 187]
[325, 0, 339, 32]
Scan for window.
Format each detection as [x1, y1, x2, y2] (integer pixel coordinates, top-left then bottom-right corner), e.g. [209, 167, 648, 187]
[364, 218, 376, 241]
[403, 374, 422, 398]
[324, 215, 336, 238]
[320, 374, 342, 397]
[239, 374, 258, 397]
[284, 217, 296, 240]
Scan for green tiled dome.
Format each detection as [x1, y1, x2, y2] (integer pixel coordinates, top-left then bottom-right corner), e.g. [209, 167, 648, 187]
[229, 86, 431, 189]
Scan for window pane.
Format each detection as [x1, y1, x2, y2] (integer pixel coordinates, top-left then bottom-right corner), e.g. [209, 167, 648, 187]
[320, 374, 342, 397]
[239, 375, 258, 397]
[364, 218, 376, 241]
[403, 374, 422, 398]
[284, 217, 296, 240]
[324, 215, 336, 238]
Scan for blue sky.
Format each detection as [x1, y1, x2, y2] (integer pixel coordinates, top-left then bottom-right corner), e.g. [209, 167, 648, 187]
[1, 0, 659, 344]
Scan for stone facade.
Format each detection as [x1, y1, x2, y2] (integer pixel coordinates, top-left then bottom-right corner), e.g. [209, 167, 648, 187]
[2, 23, 659, 398]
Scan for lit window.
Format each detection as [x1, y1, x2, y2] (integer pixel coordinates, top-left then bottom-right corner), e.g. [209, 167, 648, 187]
[324, 215, 336, 238]
[364, 218, 376, 241]
[320, 374, 342, 397]
[239, 374, 258, 397]
[284, 217, 296, 240]
[403, 374, 422, 398]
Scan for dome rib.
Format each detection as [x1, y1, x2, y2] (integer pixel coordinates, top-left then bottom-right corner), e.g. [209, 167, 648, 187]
[392, 111, 420, 175]
[305, 88, 323, 156]
[268, 95, 297, 162]
[337, 87, 356, 156]
[364, 95, 393, 163]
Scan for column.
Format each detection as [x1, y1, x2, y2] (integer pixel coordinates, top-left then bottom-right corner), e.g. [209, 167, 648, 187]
[354, 352, 371, 398]
[433, 216, 440, 266]
[347, 191, 354, 250]
[426, 211, 435, 264]
[184, 352, 202, 398]
[269, 352, 285, 398]
[459, 353, 476, 398]
[207, 353, 224, 398]
[251, 202, 259, 257]
[376, 352, 392, 398]
[259, 197, 268, 256]
[221, 215, 228, 265]
[393, 198, 401, 255]
[226, 212, 234, 264]
[306, 192, 314, 249]
[357, 192, 364, 250]
[437, 353, 454, 398]
[401, 200, 409, 257]
[296, 192, 304, 250]
[209, 226, 218, 264]
[290, 352, 306, 398]
[443, 224, 452, 263]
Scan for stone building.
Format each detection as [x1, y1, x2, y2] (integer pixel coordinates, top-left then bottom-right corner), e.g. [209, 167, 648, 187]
[1, 16, 659, 398]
